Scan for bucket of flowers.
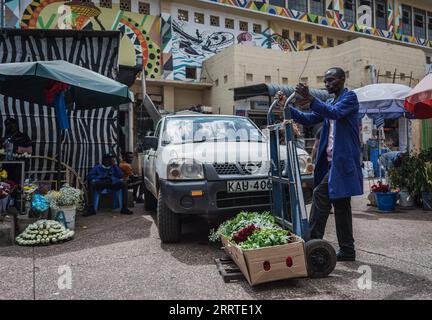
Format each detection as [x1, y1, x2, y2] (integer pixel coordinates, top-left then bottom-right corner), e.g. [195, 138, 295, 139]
[0, 169, 13, 213]
[45, 185, 84, 230]
[371, 181, 399, 212]
[23, 180, 38, 215]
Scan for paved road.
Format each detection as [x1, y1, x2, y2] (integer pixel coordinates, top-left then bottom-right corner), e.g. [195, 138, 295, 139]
[1, 188, 432, 300]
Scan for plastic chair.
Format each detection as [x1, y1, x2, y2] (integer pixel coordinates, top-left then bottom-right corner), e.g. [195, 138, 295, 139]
[93, 188, 123, 212]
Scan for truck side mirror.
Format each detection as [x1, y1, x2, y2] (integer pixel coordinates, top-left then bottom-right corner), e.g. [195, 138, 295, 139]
[143, 136, 159, 151]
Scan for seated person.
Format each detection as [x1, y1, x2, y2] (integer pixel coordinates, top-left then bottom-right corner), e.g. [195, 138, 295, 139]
[1, 118, 33, 154]
[119, 152, 143, 203]
[84, 153, 133, 216]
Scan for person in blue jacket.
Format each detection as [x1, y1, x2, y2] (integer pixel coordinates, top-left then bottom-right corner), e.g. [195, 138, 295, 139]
[279, 67, 363, 261]
[84, 153, 133, 216]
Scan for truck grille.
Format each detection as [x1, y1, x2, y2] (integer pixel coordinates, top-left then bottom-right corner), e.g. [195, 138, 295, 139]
[216, 191, 271, 209]
[213, 163, 240, 175]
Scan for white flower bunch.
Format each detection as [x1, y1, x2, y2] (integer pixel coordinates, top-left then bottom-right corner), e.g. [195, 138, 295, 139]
[16, 219, 74, 246]
[45, 184, 84, 211]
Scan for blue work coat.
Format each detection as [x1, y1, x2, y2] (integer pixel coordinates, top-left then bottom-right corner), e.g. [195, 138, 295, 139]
[87, 164, 124, 184]
[290, 88, 363, 199]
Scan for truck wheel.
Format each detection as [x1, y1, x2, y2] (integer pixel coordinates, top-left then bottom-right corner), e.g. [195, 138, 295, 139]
[305, 239, 336, 278]
[157, 190, 181, 243]
[143, 184, 157, 211]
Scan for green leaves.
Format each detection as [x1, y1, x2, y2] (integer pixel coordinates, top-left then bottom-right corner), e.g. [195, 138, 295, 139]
[239, 229, 295, 250]
[208, 211, 281, 242]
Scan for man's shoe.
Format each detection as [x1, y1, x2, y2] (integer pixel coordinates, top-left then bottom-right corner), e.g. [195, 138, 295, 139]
[336, 251, 356, 261]
[120, 208, 133, 215]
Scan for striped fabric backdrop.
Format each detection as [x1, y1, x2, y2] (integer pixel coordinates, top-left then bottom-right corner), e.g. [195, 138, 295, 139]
[0, 30, 121, 182]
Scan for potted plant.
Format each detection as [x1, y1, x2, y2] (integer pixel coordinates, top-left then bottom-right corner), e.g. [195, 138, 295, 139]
[45, 185, 84, 230]
[388, 154, 414, 207]
[371, 181, 398, 212]
[422, 162, 432, 210]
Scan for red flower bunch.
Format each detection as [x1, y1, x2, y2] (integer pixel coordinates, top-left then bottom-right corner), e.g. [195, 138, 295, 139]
[232, 224, 258, 243]
[371, 181, 390, 193]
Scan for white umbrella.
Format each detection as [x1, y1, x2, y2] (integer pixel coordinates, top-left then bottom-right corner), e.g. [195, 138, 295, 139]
[353, 83, 412, 119]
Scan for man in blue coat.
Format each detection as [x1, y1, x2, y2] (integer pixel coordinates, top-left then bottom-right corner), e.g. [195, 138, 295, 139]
[84, 153, 133, 216]
[280, 67, 363, 261]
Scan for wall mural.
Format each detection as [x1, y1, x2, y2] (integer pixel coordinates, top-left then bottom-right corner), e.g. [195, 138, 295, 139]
[205, 0, 432, 48]
[170, 16, 301, 81]
[17, 0, 162, 78]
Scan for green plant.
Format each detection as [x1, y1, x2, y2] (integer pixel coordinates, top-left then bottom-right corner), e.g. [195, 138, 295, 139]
[424, 162, 432, 193]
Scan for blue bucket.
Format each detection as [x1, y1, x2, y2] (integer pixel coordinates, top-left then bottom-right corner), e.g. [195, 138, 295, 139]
[422, 192, 432, 211]
[376, 192, 397, 212]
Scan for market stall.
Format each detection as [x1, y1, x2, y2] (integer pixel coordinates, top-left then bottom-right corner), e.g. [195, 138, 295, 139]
[0, 60, 134, 246]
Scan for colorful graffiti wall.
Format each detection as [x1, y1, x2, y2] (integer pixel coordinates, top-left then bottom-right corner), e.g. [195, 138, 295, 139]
[205, 0, 431, 48]
[13, 0, 161, 78]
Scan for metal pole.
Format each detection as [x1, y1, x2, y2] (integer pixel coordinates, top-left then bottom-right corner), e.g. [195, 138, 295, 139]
[56, 128, 63, 189]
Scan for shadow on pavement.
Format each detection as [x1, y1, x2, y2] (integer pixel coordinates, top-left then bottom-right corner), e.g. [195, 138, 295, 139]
[353, 209, 432, 222]
[0, 204, 153, 258]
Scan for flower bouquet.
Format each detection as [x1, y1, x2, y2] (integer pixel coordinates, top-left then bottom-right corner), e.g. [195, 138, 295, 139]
[370, 181, 398, 212]
[45, 185, 84, 230]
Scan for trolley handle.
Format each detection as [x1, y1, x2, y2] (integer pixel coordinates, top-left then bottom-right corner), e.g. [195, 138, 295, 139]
[267, 92, 297, 125]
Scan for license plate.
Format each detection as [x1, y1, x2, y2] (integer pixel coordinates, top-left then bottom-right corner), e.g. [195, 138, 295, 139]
[227, 179, 272, 193]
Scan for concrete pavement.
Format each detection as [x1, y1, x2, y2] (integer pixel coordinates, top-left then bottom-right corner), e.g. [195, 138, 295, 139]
[1, 185, 432, 300]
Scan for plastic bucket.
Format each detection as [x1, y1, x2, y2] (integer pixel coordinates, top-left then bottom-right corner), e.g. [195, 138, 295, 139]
[422, 192, 432, 211]
[376, 192, 397, 212]
[399, 190, 414, 207]
[56, 206, 76, 230]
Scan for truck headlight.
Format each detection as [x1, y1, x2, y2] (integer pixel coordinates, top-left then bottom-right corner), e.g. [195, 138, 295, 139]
[167, 159, 204, 180]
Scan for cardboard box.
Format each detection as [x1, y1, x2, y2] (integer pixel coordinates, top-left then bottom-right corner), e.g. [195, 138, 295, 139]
[222, 235, 308, 286]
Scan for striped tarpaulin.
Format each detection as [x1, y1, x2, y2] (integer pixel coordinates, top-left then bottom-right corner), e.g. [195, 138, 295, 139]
[0, 29, 121, 183]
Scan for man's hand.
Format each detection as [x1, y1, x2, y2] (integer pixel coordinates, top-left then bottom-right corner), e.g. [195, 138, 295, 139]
[275, 90, 286, 107]
[295, 83, 314, 104]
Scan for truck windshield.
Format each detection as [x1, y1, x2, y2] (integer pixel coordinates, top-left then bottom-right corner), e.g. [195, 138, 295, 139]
[162, 116, 264, 145]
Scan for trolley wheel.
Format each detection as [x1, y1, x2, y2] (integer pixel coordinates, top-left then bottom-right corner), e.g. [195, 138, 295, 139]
[305, 239, 337, 278]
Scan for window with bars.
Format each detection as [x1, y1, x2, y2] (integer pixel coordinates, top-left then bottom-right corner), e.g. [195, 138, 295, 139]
[282, 77, 288, 84]
[375, 0, 387, 30]
[225, 18, 234, 29]
[305, 34, 312, 43]
[294, 32, 301, 42]
[310, 0, 324, 16]
[210, 15, 220, 27]
[327, 38, 334, 47]
[344, 0, 355, 24]
[265, 75, 271, 83]
[185, 66, 197, 79]
[120, 0, 131, 12]
[178, 9, 189, 22]
[269, 0, 286, 7]
[239, 21, 248, 31]
[139, 2, 150, 15]
[99, 0, 112, 9]
[282, 29, 289, 39]
[194, 12, 204, 24]
[402, 5, 412, 36]
[317, 36, 323, 46]
[428, 13, 432, 40]
[414, 8, 426, 39]
[289, 0, 307, 13]
[253, 24, 262, 33]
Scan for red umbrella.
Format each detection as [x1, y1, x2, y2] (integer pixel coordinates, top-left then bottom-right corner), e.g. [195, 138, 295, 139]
[405, 73, 432, 119]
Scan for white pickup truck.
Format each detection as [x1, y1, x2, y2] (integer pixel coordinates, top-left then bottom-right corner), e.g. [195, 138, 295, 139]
[142, 113, 314, 243]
